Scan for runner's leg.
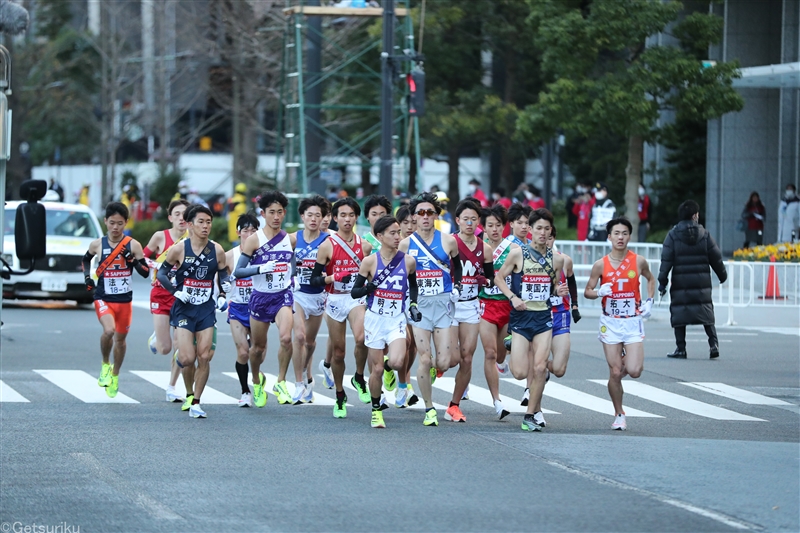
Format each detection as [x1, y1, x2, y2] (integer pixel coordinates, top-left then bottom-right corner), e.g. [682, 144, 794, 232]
[275, 306, 294, 383]
[193, 327, 215, 400]
[248, 319, 270, 384]
[603, 342, 626, 415]
[528, 330, 552, 414]
[326, 314, 347, 393]
[480, 320, 501, 400]
[452, 322, 478, 402]
[292, 303, 308, 383]
[549, 333, 570, 377]
[413, 329, 435, 409]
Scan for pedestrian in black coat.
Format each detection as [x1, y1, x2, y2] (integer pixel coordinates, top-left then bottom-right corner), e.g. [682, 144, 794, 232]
[658, 200, 727, 359]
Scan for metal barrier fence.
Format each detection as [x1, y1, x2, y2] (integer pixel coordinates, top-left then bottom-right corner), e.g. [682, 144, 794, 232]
[554, 240, 663, 265]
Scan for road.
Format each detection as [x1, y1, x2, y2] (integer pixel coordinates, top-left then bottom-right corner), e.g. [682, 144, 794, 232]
[1, 277, 798, 532]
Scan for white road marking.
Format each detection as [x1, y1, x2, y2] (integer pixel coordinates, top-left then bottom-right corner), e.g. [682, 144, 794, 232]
[0, 380, 30, 402]
[222, 372, 337, 406]
[436, 377, 559, 414]
[34, 370, 138, 403]
[131, 370, 237, 404]
[681, 382, 792, 406]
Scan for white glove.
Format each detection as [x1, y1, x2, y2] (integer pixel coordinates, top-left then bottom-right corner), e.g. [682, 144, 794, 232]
[640, 298, 653, 318]
[173, 290, 191, 303]
[258, 261, 277, 274]
[450, 287, 460, 302]
[596, 282, 613, 297]
[221, 278, 233, 293]
[216, 296, 228, 311]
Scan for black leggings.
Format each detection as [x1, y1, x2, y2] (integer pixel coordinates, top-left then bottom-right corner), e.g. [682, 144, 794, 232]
[674, 325, 718, 350]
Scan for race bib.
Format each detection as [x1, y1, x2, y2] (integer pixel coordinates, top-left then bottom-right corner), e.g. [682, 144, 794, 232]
[550, 296, 563, 307]
[604, 296, 637, 317]
[103, 269, 132, 295]
[332, 264, 359, 292]
[417, 269, 444, 296]
[483, 275, 511, 297]
[298, 258, 316, 286]
[461, 276, 479, 300]
[234, 278, 253, 304]
[184, 278, 213, 305]
[263, 262, 291, 292]
[520, 274, 550, 302]
[369, 289, 404, 317]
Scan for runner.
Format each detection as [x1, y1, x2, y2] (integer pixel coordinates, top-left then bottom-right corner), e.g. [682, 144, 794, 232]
[233, 191, 297, 407]
[446, 198, 494, 422]
[221, 213, 260, 407]
[316, 211, 335, 389]
[142, 199, 189, 403]
[398, 192, 462, 427]
[478, 204, 514, 420]
[351, 215, 421, 428]
[82, 202, 149, 398]
[157, 204, 228, 418]
[494, 208, 568, 431]
[362, 194, 392, 253]
[584, 217, 655, 431]
[393, 205, 419, 408]
[546, 225, 581, 379]
[290, 195, 330, 404]
[309, 197, 373, 418]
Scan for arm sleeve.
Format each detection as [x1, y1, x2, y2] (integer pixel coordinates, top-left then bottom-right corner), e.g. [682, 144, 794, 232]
[350, 274, 370, 299]
[408, 271, 418, 304]
[309, 262, 328, 287]
[567, 274, 578, 306]
[82, 251, 95, 279]
[451, 253, 462, 285]
[157, 262, 177, 294]
[133, 258, 150, 278]
[142, 246, 154, 258]
[482, 261, 495, 281]
[232, 252, 261, 278]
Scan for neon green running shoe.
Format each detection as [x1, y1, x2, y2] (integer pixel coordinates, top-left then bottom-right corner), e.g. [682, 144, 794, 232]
[382, 356, 397, 391]
[106, 375, 119, 398]
[429, 366, 437, 385]
[98, 363, 112, 387]
[273, 380, 292, 405]
[333, 394, 347, 419]
[253, 373, 267, 408]
[181, 395, 194, 411]
[423, 408, 438, 427]
[350, 376, 370, 404]
[371, 409, 386, 428]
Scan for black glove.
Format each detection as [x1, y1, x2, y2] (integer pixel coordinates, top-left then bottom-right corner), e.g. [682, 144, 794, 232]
[122, 248, 135, 265]
[409, 303, 422, 322]
[658, 285, 667, 297]
[84, 277, 96, 292]
[365, 282, 378, 295]
[341, 274, 352, 285]
[571, 308, 581, 323]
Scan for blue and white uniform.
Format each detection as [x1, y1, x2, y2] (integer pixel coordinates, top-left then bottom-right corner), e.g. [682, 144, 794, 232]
[249, 230, 294, 324]
[407, 230, 453, 331]
[294, 231, 329, 320]
[227, 246, 252, 328]
[364, 252, 409, 349]
[170, 240, 218, 332]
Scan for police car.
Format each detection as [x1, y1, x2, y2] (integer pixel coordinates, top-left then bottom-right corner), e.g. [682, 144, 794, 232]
[2, 194, 103, 304]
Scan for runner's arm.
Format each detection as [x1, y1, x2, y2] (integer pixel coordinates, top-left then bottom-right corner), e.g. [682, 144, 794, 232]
[350, 256, 376, 298]
[128, 240, 150, 278]
[310, 241, 333, 286]
[142, 231, 163, 258]
[451, 253, 462, 286]
[232, 252, 261, 278]
[157, 246, 183, 294]
[639, 255, 656, 300]
[584, 261, 604, 300]
[493, 247, 519, 298]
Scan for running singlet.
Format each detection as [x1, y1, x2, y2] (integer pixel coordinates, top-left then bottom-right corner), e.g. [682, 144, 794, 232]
[250, 230, 293, 293]
[511, 247, 553, 312]
[366, 252, 408, 317]
[173, 239, 218, 309]
[550, 251, 570, 312]
[151, 229, 185, 285]
[407, 230, 452, 297]
[601, 250, 641, 318]
[296, 231, 328, 295]
[229, 247, 253, 305]
[364, 232, 381, 254]
[480, 235, 518, 300]
[455, 235, 483, 301]
[94, 236, 134, 303]
[326, 234, 364, 294]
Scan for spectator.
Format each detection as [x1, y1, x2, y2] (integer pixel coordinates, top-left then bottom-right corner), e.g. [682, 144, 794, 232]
[433, 191, 456, 233]
[49, 178, 65, 202]
[467, 178, 489, 207]
[658, 200, 727, 359]
[571, 189, 592, 241]
[227, 183, 249, 244]
[77, 184, 90, 207]
[588, 182, 615, 241]
[491, 187, 512, 209]
[777, 184, 799, 243]
[741, 191, 766, 248]
[526, 185, 546, 210]
[638, 182, 651, 242]
[566, 183, 588, 229]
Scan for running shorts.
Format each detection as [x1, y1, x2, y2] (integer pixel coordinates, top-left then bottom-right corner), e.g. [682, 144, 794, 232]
[170, 307, 216, 332]
[451, 298, 480, 326]
[598, 314, 644, 345]
[552, 310, 571, 337]
[508, 309, 553, 342]
[150, 285, 175, 316]
[295, 290, 327, 320]
[250, 289, 294, 324]
[413, 294, 453, 332]
[95, 299, 132, 334]
[364, 310, 407, 350]
[227, 301, 250, 329]
[325, 292, 365, 323]
[480, 298, 511, 329]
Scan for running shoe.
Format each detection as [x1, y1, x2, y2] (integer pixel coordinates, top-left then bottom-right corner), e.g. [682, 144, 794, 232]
[612, 414, 627, 431]
[429, 366, 437, 384]
[436, 369, 444, 379]
[407, 384, 419, 406]
[181, 395, 194, 411]
[394, 387, 409, 408]
[533, 411, 546, 428]
[239, 392, 254, 408]
[253, 373, 267, 408]
[189, 403, 207, 418]
[148, 332, 158, 355]
[166, 387, 183, 403]
[382, 356, 397, 391]
[503, 334, 512, 352]
[301, 381, 314, 403]
[333, 395, 347, 419]
[496, 361, 510, 376]
[462, 385, 470, 401]
[521, 387, 530, 406]
[379, 394, 389, 411]
[273, 380, 292, 405]
[319, 360, 334, 389]
[494, 399, 510, 420]
[445, 404, 466, 422]
[521, 414, 541, 432]
[291, 383, 306, 405]
[371, 410, 386, 429]
[423, 408, 438, 426]
[106, 375, 119, 398]
[350, 376, 370, 404]
[98, 363, 112, 388]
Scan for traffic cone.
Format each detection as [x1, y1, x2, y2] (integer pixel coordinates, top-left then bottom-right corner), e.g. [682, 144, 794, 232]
[762, 256, 783, 299]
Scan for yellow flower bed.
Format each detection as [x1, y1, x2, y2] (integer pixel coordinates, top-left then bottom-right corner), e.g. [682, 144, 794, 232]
[732, 242, 800, 262]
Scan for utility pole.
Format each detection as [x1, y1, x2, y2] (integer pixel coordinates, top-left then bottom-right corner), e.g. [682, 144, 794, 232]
[379, 0, 395, 198]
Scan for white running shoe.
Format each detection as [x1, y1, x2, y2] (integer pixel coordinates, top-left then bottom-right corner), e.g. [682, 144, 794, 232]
[239, 392, 254, 408]
[301, 381, 314, 403]
[395, 387, 409, 408]
[496, 361, 510, 376]
[533, 411, 546, 428]
[521, 387, 530, 406]
[494, 399, 510, 420]
[292, 382, 306, 405]
[165, 386, 183, 403]
[461, 385, 470, 401]
[148, 332, 158, 355]
[612, 414, 627, 431]
[379, 394, 389, 410]
[319, 360, 334, 389]
[189, 403, 207, 418]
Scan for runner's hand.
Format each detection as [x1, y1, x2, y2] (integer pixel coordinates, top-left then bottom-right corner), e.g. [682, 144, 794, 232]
[364, 282, 378, 294]
[258, 261, 277, 274]
[333, 271, 352, 284]
[571, 308, 582, 323]
[409, 303, 422, 322]
[556, 282, 569, 297]
[122, 248, 135, 265]
[216, 296, 228, 311]
[84, 277, 95, 292]
[511, 295, 526, 312]
[596, 282, 613, 297]
[640, 298, 653, 319]
[220, 278, 233, 293]
[450, 284, 461, 302]
[145, 258, 158, 271]
[173, 290, 191, 303]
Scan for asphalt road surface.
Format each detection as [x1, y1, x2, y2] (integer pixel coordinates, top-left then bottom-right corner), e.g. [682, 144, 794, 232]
[1, 279, 798, 532]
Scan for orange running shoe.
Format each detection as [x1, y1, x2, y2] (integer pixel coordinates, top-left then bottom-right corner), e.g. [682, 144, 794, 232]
[445, 404, 466, 422]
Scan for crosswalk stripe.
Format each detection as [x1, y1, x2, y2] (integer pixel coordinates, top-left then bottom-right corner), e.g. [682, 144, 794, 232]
[680, 382, 792, 406]
[501, 378, 657, 417]
[435, 377, 559, 414]
[131, 371, 238, 404]
[34, 370, 139, 403]
[222, 372, 337, 406]
[589, 380, 766, 421]
[0, 380, 30, 402]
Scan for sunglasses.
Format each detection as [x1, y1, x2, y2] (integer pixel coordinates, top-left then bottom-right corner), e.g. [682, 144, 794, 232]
[415, 209, 437, 217]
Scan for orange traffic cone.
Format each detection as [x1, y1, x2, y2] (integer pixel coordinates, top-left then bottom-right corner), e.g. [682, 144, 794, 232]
[761, 256, 783, 299]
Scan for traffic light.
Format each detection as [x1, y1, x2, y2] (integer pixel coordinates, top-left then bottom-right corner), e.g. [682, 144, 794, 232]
[407, 69, 425, 118]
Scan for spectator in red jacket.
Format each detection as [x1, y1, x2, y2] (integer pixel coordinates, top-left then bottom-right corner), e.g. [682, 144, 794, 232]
[572, 192, 592, 241]
[638, 182, 651, 242]
[491, 187, 512, 210]
[467, 178, 489, 207]
[742, 191, 766, 248]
